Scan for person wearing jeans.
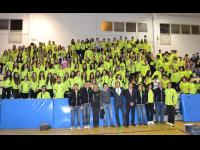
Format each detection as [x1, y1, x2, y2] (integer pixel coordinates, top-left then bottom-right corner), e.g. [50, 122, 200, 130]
[80, 81, 93, 129]
[154, 82, 166, 124]
[69, 84, 82, 129]
[100, 83, 115, 127]
[134, 84, 147, 125]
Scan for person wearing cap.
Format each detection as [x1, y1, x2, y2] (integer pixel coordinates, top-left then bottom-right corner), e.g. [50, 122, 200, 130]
[69, 83, 82, 129]
[37, 85, 51, 99]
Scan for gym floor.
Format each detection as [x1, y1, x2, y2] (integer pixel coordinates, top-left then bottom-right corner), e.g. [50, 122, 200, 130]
[0, 121, 199, 135]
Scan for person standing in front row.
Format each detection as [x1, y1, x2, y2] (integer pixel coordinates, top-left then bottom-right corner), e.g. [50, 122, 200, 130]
[100, 83, 115, 128]
[165, 82, 178, 126]
[91, 84, 101, 128]
[111, 81, 127, 127]
[69, 84, 82, 130]
[144, 84, 155, 125]
[154, 82, 166, 124]
[124, 82, 136, 127]
[135, 84, 147, 125]
[80, 81, 93, 129]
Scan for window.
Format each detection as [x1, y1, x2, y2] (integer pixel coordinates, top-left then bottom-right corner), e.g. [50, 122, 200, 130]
[191, 25, 200, 34]
[0, 19, 9, 30]
[138, 23, 147, 32]
[114, 22, 124, 32]
[181, 25, 190, 34]
[10, 19, 23, 30]
[101, 21, 113, 32]
[160, 24, 170, 34]
[171, 24, 180, 34]
[126, 22, 136, 32]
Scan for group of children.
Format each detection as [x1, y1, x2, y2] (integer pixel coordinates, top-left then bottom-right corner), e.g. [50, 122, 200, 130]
[0, 36, 199, 128]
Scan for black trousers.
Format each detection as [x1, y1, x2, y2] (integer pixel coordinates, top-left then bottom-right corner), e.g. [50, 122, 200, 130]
[30, 89, 38, 98]
[166, 105, 176, 124]
[21, 93, 29, 99]
[81, 50, 86, 59]
[2, 87, 11, 99]
[171, 82, 179, 91]
[92, 105, 100, 127]
[12, 89, 20, 99]
[114, 104, 127, 126]
[145, 103, 154, 121]
[125, 104, 135, 126]
[47, 89, 53, 98]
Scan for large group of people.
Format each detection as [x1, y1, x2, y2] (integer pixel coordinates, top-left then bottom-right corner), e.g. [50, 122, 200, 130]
[0, 36, 199, 129]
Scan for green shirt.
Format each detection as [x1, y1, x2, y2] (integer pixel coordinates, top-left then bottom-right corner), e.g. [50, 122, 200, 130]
[53, 83, 65, 98]
[165, 88, 178, 106]
[37, 92, 51, 99]
[148, 90, 154, 103]
[188, 83, 197, 94]
[20, 81, 30, 93]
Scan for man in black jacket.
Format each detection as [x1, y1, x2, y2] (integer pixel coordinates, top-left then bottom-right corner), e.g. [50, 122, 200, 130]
[154, 82, 166, 124]
[91, 84, 100, 128]
[80, 81, 93, 129]
[68, 84, 82, 129]
[111, 81, 127, 127]
[124, 82, 136, 127]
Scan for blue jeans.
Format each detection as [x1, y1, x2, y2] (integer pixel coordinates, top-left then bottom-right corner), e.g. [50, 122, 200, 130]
[136, 104, 147, 124]
[155, 102, 165, 123]
[82, 103, 91, 126]
[103, 103, 114, 126]
[71, 106, 81, 127]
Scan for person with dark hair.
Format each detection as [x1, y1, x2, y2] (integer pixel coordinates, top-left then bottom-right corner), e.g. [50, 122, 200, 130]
[46, 73, 54, 98]
[165, 82, 178, 126]
[100, 83, 115, 127]
[2, 70, 12, 99]
[188, 78, 197, 94]
[30, 72, 38, 98]
[11, 72, 21, 98]
[111, 81, 127, 127]
[20, 76, 30, 99]
[69, 83, 82, 129]
[145, 83, 155, 125]
[53, 76, 65, 98]
[124, 82, 136, 127]
[154, 82, 166, 124]
[80, 81, 93, 129]
[134, 84, 147, 125]
[91, 84, 101, 128]
[37, 86, 51, 99]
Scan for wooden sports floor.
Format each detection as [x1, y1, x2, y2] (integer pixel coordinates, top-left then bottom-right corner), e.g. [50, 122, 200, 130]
[0, 121, 199, 135]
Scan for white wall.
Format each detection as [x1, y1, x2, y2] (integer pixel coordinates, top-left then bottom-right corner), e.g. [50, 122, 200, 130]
[0, 13, 199, 57]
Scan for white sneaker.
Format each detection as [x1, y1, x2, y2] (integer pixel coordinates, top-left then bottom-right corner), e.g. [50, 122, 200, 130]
[84, 126, 87, 129]
[70, 127, 74, 130]
[87, 125, 90, 129]
[166, 122, 170, 125]
[151, 121, 155, 125]
[169, 123, 174, 126]
[148, 121, 151, 125]
[77, 126, 81, 129]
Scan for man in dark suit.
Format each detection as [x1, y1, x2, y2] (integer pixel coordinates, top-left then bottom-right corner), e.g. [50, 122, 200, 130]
[124, 82, 136, 127]
[80, 81, 93, 129]
[111, 81, 127, 127]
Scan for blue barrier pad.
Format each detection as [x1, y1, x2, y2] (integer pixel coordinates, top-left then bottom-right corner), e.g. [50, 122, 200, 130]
[1, 99, 53, 129]
[53, 99, 71, 128]
[181, 94, 200, 122]
[0, 100, 2, 129]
